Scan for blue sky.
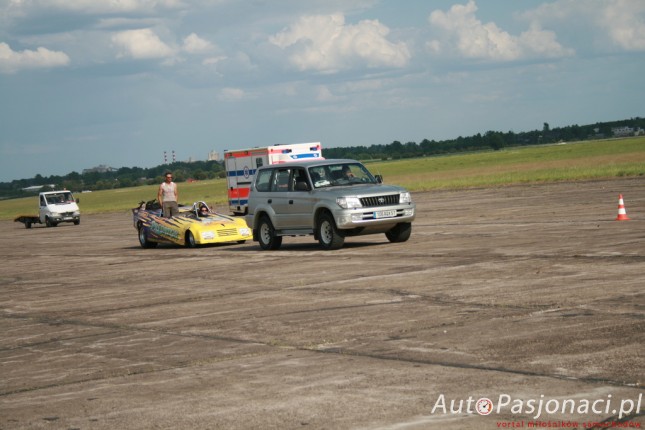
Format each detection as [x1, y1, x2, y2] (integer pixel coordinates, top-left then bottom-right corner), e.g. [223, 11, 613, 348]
[1, 0, 644, 182]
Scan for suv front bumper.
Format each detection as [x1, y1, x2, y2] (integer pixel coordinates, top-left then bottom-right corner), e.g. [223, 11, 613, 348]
[333, 204, 416, 229]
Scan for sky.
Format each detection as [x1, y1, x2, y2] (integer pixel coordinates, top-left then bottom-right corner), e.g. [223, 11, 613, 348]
[1, 0, 644, 183]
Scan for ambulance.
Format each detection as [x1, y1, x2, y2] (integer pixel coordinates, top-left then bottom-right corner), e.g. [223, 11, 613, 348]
[224, 142, 323, 214]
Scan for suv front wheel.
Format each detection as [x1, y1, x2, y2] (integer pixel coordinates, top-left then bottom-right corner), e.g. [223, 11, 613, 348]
[317, 213, 345, 250]
[385, 222, 412, 243]
[258, 215, 282, 250]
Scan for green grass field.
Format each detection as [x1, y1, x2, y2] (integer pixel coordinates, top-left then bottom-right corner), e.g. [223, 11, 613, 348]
[2, 137, 644, 220]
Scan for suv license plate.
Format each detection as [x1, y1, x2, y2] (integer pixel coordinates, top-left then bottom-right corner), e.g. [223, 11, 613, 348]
[374, 210, 396, 219]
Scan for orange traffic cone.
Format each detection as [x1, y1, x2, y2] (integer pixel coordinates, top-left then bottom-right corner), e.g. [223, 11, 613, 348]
[615, 194, 630, 221]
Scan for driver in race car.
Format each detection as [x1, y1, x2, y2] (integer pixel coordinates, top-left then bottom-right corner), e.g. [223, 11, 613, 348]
[198, 204, 210, 217]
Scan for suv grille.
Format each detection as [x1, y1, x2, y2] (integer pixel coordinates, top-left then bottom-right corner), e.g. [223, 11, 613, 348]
[360, 194, 399, 207]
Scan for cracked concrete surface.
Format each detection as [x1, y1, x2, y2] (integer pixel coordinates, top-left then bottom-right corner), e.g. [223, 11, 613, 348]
[1, 179, 643, 429]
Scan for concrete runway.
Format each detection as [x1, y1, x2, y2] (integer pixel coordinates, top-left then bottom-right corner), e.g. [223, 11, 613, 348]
[1, 178, 644, 429]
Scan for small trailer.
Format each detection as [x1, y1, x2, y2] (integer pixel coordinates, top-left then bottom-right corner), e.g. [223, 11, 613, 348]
[14, 215, 41, 229]
[14, 190, 81, 228]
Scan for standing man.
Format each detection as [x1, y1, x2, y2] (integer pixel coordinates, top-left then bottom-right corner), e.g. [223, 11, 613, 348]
[158, 172, 179, 218]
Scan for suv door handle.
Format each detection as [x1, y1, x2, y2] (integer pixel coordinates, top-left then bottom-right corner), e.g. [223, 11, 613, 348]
[267, 199, 272, 204]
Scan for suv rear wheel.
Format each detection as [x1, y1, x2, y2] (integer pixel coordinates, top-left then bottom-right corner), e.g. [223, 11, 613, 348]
[258, 216, 282, 250]
[318, 213, 344, 250]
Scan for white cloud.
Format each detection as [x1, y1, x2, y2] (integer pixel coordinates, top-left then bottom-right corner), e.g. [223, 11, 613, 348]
[315, 85, 345, 103]
[182, 33, 214, 54]
[112, 28, 175, 59]
[269, 13, 410, 73]
[585, 0, 645, 51]
[203, 55, 227, 65]
[0, 42, 70, 74]
[428, 0, 573, 61]
[521, 0, 645, 52]
[6, 0, 184, 14]
[518, 23, 574, 58]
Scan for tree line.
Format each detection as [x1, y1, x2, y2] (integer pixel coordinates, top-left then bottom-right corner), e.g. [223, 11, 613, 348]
[1, 117, 643, 200]
[323, 118, 645, 159]
[0, 160, 226, 200]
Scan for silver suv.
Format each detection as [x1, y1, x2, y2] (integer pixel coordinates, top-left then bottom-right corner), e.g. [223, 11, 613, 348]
[245, 159, 415, 250]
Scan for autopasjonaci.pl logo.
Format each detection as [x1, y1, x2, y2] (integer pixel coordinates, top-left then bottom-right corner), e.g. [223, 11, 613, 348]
[430, 393, 642, 421]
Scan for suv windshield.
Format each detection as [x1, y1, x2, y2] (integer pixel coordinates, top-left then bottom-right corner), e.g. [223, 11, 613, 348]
[308, 163, 377, 188]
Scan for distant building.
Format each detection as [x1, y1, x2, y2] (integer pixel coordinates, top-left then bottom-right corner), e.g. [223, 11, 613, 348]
[208, 151, 220, 161]
[82, 165, 115, 174]
[611, 126, 635, 137]
[22, 184, 55, 192]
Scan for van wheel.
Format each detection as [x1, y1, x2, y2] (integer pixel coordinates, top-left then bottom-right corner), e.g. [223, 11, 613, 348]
[74, 219, 80, 225]
[45, 217, 57, 227]
[25, 221, 32, 229]
[138, 225, 157, 248]
[185, 231, 197, 248]
[385, 222, 412, 243]
[258, 216, 282, 250]
[317, 213, 344, 250]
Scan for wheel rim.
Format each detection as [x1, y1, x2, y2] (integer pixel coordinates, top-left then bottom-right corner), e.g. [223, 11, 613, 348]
[260, 222, 271, 244]
[320, 220, 332, 244]
[138, 228, 146, 245]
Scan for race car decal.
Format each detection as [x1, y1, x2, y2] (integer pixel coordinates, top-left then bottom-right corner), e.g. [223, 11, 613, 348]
[151, 221, 181, 240]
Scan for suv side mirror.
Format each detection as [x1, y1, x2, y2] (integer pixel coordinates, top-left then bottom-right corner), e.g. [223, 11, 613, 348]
[375, 175, 383, 183]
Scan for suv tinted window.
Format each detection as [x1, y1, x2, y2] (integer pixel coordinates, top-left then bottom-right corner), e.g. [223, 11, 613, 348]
[292, 168, 310, 191]
[255, 169, 272, 192]
[272, 169, 291, 192]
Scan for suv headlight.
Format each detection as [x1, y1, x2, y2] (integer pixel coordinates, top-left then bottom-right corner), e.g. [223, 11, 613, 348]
[400, 192, 412, 204]
[337, 196, 362, 209]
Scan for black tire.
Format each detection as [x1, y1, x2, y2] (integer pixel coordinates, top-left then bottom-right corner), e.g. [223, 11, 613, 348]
[185, 231, 197, 248]
[25, 221, 32, 229]
[385, 222, 412, 243]
[258, 216, 282, 250]
[45, 217, 57, 227]
[138, 225, 158, 248]
[74, 219, 80, 225]
[317, 213, 344, 250]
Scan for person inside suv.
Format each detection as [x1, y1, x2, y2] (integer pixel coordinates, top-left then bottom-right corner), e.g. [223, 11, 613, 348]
[342, 165, 355, 179]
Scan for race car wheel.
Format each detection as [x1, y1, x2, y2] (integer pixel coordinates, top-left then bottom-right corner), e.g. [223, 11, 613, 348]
[138, 225, 157, 248]
[385, 222, 412, 243]
[317, 213, 344, 250]
[185, 231, 197, 248]
[258, 215, 282, 250]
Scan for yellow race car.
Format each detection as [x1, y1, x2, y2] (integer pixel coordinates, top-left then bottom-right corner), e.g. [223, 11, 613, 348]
[132, 200, 251, 248]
